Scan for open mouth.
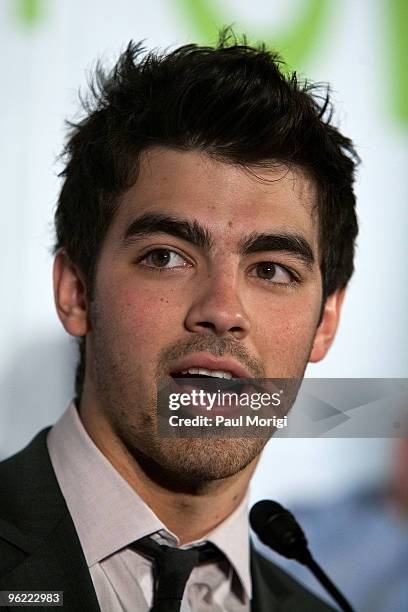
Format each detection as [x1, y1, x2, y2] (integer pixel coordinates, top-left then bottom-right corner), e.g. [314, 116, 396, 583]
[172, 367, 234, 380]
[170, 368, 242, 389]
[170, 368, 244, 391]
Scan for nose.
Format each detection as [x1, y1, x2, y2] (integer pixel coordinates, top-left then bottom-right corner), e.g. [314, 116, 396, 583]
[184, 271, 250, 340]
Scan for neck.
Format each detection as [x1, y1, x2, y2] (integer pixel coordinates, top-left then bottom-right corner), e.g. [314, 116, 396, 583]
[78, 399, 259, 544]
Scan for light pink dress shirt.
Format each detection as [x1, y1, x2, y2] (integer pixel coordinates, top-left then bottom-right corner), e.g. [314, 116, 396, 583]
[47, 403, 251, 611]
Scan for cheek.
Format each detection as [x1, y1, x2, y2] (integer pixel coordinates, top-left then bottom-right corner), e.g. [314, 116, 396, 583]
[250, 294, 320, 363]
[98, 283, 183, 342]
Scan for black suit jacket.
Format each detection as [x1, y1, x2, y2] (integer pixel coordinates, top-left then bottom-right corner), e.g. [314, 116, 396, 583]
[0, 430, 334, 611]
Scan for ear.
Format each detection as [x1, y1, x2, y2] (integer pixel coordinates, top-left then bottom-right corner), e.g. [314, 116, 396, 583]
[53, 250, 90, 337]
[309, 288, 346, 363]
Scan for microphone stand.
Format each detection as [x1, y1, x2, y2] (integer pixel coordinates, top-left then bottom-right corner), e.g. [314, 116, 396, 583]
[250, 500, 355, 612]
[298, 548, 354, 612]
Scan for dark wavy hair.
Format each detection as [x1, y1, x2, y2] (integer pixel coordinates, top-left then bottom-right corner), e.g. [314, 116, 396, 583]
[54, 32, 359, 399]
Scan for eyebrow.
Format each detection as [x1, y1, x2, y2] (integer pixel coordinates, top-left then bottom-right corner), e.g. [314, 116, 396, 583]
[123, 212, 315, 268]
[123, 213, 213, 251]
[238, 232, 315, 268]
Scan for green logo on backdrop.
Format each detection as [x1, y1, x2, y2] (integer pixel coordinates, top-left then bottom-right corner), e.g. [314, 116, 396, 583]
[176, 0, 331, 72]
[12, 0, 408, 124]
[16, 0, 43, 26]
[176, 0, 408, 125]
[389, 0, 408, 123]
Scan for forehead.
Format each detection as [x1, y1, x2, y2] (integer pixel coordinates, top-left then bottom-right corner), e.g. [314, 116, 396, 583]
[110, 147, 319, 246]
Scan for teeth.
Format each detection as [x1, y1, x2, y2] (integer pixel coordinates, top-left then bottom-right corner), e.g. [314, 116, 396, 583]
[183, 367, 233, 379]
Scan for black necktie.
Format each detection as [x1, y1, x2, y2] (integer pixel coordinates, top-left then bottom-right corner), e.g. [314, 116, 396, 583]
[132, 536, 223, 612]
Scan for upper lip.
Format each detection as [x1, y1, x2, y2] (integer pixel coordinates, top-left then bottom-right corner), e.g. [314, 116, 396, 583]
[169, 352, 251, 379]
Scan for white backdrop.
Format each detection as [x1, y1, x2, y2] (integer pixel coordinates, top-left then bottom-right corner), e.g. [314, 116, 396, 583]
[1, 0, 406, 504]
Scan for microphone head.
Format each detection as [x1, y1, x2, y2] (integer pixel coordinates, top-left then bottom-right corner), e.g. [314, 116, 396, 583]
[250, 500, 310, 562]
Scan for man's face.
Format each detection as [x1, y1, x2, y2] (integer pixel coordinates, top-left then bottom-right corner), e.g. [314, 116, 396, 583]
[84, 148, 325, 483]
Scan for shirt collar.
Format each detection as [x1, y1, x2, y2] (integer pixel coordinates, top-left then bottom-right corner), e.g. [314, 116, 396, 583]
[47, 402, 251, 599]
[194, 489, 252, 599]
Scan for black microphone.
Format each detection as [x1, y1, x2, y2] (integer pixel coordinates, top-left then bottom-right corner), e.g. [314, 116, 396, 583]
[250, 500, 355, 612]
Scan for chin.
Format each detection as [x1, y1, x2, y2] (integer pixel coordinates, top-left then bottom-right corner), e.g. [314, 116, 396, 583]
[144, 436, 266, 486]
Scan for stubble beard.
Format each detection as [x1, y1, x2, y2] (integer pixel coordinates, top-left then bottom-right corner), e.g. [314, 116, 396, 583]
[90, 314, 312, 489]
[92, 352, 269, 486]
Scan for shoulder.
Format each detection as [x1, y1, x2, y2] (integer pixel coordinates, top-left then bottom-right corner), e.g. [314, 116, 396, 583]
[0, 428, 65, 573]
[0, 428, 53, 522]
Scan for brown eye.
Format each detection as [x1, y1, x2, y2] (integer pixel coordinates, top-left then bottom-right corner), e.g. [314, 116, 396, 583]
[140, 248, 188, 269]
[149, 249, 171, 267]
[256, 262, 277, 280]
[250, 262, 294, 284]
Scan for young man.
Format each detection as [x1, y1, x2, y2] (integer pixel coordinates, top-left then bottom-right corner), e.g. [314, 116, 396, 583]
[0, 34, 358, 611]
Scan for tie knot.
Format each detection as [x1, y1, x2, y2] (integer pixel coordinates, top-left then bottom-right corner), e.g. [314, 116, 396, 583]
[131, 536, 224, 611]
[137, 536, 200, 567]
[132, 535, 223, 564]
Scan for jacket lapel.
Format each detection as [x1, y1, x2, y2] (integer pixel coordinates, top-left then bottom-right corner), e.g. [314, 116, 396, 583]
[0, 429, 100, 611]
[250, 543, 336, 611]
[0, 514, 100, 611]
[250, 543, 290, 611]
